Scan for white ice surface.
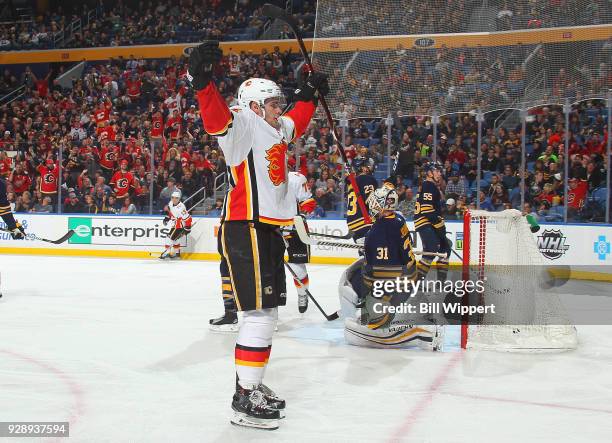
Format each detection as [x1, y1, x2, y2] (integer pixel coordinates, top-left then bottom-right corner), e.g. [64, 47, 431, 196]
[0, 255, 611, 443]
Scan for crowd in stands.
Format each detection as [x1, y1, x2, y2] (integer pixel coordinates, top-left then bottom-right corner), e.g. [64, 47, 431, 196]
[316, 0, 610, 38]
[389, 100, 609, 223]
[0, 0, 609, 222]
[0, 47, 306, 215]
[0, 0, 316, 51]
[494, 0, 611, 31]
[2, 0, 610, 51]
[316, 37, 611, 118]
[0, 43, 609, 222]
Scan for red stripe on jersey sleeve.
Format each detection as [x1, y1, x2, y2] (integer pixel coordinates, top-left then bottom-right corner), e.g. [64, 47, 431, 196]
[196, 82, 233, 135]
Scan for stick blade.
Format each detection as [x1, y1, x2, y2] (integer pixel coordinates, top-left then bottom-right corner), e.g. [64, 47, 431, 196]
[262, 3, 288, 20]
[49, 229, 75, 245]
[292, 216, 314, 245]
[262, 3, 298, 29]
[327, 311, 340, 321]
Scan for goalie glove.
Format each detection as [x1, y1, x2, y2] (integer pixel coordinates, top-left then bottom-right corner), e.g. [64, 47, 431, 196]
[186, 41, 223, 90]
[294, 71, 330, 106]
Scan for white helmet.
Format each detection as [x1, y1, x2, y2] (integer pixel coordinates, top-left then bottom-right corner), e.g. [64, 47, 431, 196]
[366, 185, 399, 218]
[237, 78, 285, 111]
[171, 190, 181, 200]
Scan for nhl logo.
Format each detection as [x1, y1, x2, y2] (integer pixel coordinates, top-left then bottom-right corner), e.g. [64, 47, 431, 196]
[537, 229, 569, 260]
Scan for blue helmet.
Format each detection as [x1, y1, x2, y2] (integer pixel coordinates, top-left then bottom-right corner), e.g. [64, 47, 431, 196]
[352, 157, 369, 173]
[424, 161, 443, 175]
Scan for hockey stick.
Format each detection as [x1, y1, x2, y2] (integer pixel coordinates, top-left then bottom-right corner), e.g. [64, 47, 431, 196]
[309, 239, 446, 257]
[262, 3, 372, 226]
[283, 261, 339, 321]
[0, 228, 75, 245]
[290, 216, 354, 241]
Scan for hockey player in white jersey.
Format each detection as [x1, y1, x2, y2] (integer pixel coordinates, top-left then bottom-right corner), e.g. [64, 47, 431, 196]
[285, 171, 317, 313]
[189, 41, 328, 429]
[160, 190, 192, 260]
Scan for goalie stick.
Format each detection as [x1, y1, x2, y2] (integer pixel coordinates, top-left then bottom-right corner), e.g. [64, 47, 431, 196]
[293, 216, 445, 256]
[283, 261, 339, 321]
[262, 3, 372, 226]
[0, 228, 75, 245]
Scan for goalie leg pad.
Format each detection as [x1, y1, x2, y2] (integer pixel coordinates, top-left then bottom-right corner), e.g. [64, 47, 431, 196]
[344, 317, 444, 351]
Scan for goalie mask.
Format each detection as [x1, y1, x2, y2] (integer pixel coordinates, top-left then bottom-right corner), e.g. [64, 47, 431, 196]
[237, 78, 285, 117]
[366, 186, 399, 218]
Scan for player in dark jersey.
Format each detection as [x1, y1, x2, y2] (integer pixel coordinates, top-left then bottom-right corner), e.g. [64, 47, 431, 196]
[345, 158, 378, 241]
[361, 184, 417, 329]
[0, 178, 26, 298]
[414, 162, 451, 281]
[341, 183, 443, 351]
[0, 179, 25, 241]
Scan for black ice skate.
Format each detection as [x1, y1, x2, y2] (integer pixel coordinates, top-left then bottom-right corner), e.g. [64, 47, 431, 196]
[230, 385, 280, 430]
[170, 252, 181, 260]
[298, 292, 308, 314]
[209, 310, 238, 333]
[259, 383, 286, 418]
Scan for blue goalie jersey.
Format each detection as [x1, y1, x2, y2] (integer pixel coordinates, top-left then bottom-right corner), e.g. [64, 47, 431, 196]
[363, 212, 416, 281]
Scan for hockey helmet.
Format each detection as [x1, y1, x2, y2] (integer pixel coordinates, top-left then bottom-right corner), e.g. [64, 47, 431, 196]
[171, 190, 182, 201]
[424, 161, 443, 174]
[366, 185, 399, 217]
[237, 78, 285, 112]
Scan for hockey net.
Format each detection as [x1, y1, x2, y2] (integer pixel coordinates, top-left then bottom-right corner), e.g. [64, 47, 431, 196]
[461, 209, 577, 352]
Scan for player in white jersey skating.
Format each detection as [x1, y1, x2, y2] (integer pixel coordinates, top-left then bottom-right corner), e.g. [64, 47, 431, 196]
[189, 41, 328, 430]
[160, 190, 192, 260]
[285, 171, 317, 313]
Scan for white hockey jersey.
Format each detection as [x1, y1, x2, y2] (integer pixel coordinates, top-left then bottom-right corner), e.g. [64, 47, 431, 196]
[197, 82, 315, 226]
[288, 171, 315, 215]
[167, 201, 192, 229]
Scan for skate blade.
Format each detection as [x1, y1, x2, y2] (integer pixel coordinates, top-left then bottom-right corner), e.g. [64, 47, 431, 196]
[209, 324, 239, 333]
[230, 412, 279, 430]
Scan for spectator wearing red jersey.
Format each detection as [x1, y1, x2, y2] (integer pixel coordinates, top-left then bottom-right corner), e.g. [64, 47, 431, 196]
[110, 160, 138, 200]
[126, 74, 142, 103]
[165, 109, 182, 140]
[9, 164, 32, 195]
[32, 70, 51, 98]
[567, 177, 588, 219]
[37, 158, 59, 205]
[0, 130, 14, 150]
[150, 110, 164, 150]
[94, 96, 113, 130]
[0, 152, 12, 178]
[97, 140, 119, 181]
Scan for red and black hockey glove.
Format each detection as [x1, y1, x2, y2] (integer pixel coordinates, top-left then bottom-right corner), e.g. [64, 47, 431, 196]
[294, 72, 330, 106]
[187, 41, 223, 90]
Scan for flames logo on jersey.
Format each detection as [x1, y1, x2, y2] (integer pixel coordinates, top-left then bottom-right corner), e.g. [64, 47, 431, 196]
[265, 143, 287, 186]
[116, 178, 129, 189]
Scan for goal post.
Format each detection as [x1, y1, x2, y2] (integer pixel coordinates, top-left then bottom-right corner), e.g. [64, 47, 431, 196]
[461, 209, 577, 352]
